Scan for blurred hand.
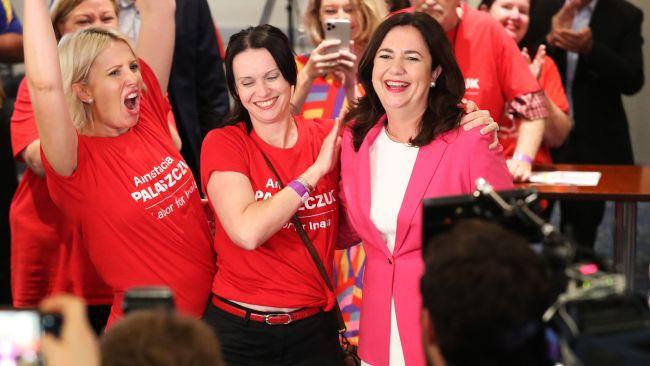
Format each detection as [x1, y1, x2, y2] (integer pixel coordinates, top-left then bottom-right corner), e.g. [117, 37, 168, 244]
[506, 158, 532, 182]
[522, 45, 546, 79]
[458, 100, 500, 150]
[548, 0, 590, 47]
[40, 295, 100, 366]
[331, 46, 357, 88]
[554, 27, 593, 54]
[303, 40, 347, 80]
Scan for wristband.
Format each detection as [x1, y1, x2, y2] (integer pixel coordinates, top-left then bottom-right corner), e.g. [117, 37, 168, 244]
[288, 180, 310, 202]
[296, 176, 314, 193]
[512, 152, 534, 165]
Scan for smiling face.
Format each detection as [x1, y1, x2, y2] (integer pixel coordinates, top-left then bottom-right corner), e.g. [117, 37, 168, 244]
[411, 0, 460, 32]
[56, 0, 119, 36]
[486, 0, 530, 43]
[77, 40, 143, 136]
[319, 0, 362, 42]
[232, 48, 292, 127]
[372, 25, 435, 116]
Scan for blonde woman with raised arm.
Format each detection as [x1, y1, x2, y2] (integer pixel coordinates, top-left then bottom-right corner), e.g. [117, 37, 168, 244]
[23, 0, 214, 325]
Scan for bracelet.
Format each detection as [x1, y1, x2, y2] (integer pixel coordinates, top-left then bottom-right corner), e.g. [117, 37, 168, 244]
[296, 176, 314, 193]
[512, 152, 534, 165]
[288, 180, 310, 202]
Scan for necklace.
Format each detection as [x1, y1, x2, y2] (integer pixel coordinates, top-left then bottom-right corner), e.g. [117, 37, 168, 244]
[384, 123, 414, 146]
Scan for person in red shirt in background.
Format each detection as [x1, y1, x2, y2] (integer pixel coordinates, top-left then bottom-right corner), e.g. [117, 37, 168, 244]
[22, 0, 214, 327]
[479, 0, 571, 165]
[408, 0, 549, 181]
[10, 0, 127, 331]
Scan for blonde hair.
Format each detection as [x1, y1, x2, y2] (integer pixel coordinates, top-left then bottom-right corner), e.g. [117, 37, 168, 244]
[51, 0, 119, 40]
[58, 27, 135, 131]
[303, 0, 388, 49]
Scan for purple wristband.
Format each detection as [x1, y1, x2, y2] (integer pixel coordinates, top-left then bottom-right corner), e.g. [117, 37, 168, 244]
[288, 180, 309, 202]
[512, 152, 534, 165]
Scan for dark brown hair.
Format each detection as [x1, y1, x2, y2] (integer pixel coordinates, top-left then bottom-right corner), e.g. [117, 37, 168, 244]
[222, 24, 297, 133]
[421, 219, 551, 365]
[345, 12, 465, 151]
[100, 310, 225, 366]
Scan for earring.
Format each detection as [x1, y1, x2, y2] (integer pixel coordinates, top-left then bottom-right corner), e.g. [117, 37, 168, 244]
[430, 81, 436, 88]
[84, 98, 94, 104]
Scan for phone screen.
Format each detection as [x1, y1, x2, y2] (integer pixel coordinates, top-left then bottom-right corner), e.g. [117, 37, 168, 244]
[0, 310, 41, 366]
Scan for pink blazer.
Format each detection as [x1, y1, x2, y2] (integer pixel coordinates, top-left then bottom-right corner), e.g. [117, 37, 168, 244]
[340, 116, 514, 366]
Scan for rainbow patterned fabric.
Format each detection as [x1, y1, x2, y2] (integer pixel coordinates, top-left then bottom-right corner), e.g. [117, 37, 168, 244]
[296, 54, 365, 344]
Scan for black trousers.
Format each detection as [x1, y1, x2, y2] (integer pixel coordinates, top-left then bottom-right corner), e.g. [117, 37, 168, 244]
[202, 302, 345, 366]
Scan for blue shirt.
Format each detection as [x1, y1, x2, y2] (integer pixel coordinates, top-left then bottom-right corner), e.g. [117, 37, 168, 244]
[0, 0, 22, 34]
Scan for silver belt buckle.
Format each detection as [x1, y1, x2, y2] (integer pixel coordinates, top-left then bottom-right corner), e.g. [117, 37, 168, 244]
[265, 313, 292, 325]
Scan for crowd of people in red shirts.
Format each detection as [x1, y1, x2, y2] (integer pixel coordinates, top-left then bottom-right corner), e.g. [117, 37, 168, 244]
[1, 0, 643, 365]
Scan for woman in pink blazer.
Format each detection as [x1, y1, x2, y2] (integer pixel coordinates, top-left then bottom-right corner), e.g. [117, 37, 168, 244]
[340, 12, 514, 365]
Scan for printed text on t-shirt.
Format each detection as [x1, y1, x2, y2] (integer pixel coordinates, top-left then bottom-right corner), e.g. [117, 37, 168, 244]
[130, 156, 197, 219]
[256, 178, 337, 231]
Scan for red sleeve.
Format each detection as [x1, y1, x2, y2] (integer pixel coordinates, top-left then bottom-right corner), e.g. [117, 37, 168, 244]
[494, 22, 542, 103]
[138, 59, 171, 136]
[200, 125, 251, 194]
[10, 79, 38, 161]
[39, 138, 89, 223]
[539, 56, 570, 114]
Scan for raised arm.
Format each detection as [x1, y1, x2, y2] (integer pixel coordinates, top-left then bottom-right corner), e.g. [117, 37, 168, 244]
[135, 0, 176, 92]
[23, 0, 77, 176]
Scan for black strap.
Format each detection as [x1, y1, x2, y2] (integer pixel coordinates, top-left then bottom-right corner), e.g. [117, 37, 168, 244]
[251, 138, 348, 334]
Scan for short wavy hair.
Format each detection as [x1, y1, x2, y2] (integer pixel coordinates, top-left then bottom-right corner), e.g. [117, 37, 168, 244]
[303, 0, 388, 49]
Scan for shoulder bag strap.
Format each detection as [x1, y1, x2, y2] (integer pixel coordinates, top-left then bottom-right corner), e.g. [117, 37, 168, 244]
[251, 138, 348, 334]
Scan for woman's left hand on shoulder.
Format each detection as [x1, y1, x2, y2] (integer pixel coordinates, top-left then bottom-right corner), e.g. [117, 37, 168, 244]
[458, 99, 499, 150]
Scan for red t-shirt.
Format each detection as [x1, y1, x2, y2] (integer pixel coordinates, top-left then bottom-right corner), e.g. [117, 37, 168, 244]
[200, 117, 340, 310]
[10, 78, 112, 307]
[499, 56, 570, 164]
[41, 61, 215, 325]
[449, 3, 542, 122]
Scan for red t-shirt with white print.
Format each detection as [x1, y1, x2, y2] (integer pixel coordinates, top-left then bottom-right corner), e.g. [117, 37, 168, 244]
[10, 78, 112, 307]
[41, 60, 215, 325]
[200, 117, 340, 311]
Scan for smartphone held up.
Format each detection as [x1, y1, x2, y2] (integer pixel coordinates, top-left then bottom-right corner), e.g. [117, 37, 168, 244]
[0, 310, 61, 366]
[324, 19, 351, 53]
